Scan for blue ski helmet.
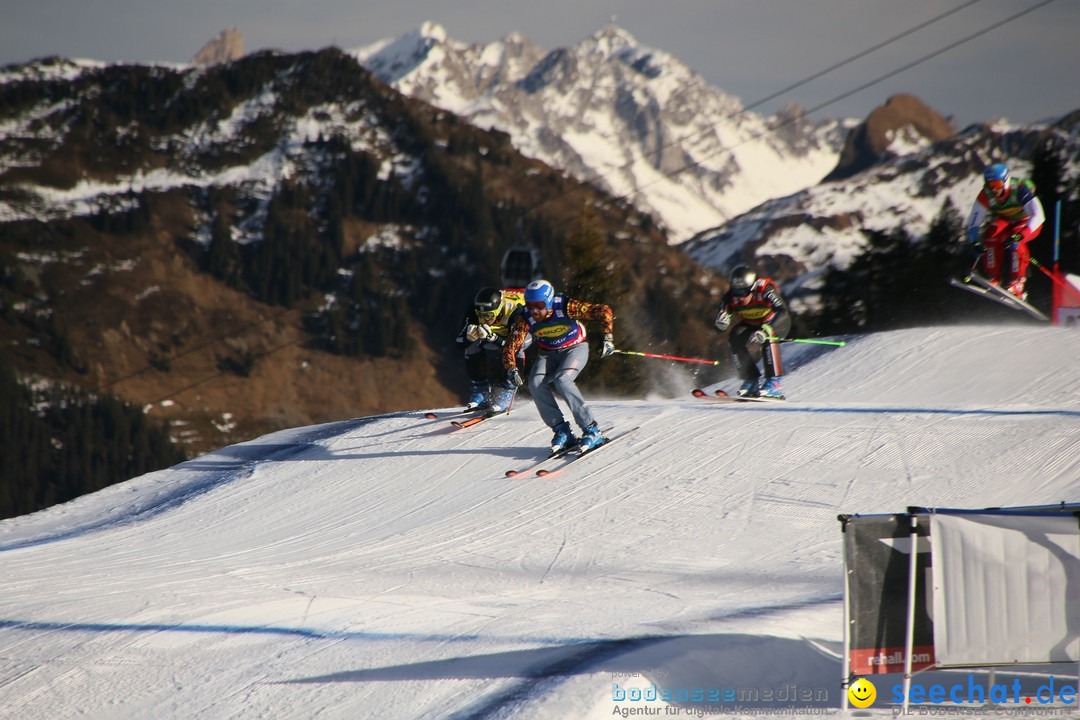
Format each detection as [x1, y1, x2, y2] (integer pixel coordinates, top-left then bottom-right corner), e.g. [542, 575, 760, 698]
[983, 163, 1010, 199]
[524, 279, 555, 310]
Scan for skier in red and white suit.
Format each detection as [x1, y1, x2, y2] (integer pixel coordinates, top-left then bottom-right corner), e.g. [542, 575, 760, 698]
[966, 162, 1045, 300]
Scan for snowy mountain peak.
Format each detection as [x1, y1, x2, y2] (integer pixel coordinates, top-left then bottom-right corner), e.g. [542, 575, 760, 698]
[352, 22, 455, 85]
[417, 20, 449, 43]
[578, 24, 673, 84]
[353, 24, 847, 243]
[582, 23, 641, 58]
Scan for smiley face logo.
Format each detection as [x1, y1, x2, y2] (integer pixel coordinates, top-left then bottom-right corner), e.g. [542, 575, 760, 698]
[848, 677, 876, 708]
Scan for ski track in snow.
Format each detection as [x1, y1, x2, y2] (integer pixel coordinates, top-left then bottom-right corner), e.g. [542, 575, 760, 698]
[0, 324, 1078, 718]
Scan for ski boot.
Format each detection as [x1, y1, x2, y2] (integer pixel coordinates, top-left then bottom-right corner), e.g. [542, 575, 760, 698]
[1006, 277, 1028, 302]
[737, 379, 760, 397]
[465, 381, 489, 410]
[488, 385, 516, 413]
[760, 376, 785, 399]
[549, 421, 578, 455]
[577, 422, 605, 452]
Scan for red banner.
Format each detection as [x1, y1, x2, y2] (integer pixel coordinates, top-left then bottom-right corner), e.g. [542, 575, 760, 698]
[849, 645, 936, 675]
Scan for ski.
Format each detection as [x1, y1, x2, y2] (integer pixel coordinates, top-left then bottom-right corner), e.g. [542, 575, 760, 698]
[504, 442, 581, 477]
[504, 425, 615, 477]
[425, 407, 486, 420]
[451, 409, 509, 429]
[703, 394, 786, 404]
[691, 388, 785, 403]
[534, 426, 640, 477]
[949, 276, 1029, 314]
[967, 273, 1049, 321]
[949, 274, 1048, 321]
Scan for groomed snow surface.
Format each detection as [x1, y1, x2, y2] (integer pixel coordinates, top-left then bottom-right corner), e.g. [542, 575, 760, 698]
[1, 324, 1078, 719]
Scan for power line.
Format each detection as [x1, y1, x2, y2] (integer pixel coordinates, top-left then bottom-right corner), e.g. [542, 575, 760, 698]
[739, 0, 987, 116]
[522, 0, 989, 218]
[144, 334, 307, 407]
[528, 0, 1058, 227]
[106, 307, 298, 389]
[631, 0, 1060, 199]
[796, 0, 1060, 122]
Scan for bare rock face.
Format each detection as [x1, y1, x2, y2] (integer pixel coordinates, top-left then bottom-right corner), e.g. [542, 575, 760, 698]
[192, 28, 244, 65]
[825, 93, 956, 181]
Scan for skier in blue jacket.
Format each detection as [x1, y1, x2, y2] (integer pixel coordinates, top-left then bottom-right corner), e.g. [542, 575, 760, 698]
[502, 279, 615, 454]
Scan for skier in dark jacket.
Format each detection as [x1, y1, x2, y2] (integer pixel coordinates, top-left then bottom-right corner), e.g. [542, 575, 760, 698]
[457, 287, 528, 411]
[714, 266, 792, 399]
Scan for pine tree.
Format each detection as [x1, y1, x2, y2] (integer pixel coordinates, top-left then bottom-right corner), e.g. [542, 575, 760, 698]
[564, 203, 639, 393]
[1031, 137, 1071, 273]
[207, 211, 240, 287]
[564, 203, 618, 301]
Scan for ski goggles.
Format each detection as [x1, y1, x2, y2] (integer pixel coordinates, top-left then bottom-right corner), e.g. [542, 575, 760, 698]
[476, 309, 498, 324]
[986, 180, 1006, 195]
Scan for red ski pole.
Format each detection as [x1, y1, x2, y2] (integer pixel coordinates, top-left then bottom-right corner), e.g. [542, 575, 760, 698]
[613, 349, 722, 366]
[1030, 257, 1080, 304]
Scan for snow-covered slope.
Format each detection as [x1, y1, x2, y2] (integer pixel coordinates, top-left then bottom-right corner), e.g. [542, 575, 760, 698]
[2, 325, 1078, 719]
[352, 23, 849, 243]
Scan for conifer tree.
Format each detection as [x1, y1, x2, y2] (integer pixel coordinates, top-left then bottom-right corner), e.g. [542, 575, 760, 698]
[564, 202, 618, 302]
[564, 203, 639, 393]
[207, 211, 240, 287]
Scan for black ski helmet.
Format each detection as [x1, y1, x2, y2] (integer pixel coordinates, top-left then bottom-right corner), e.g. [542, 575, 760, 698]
[729, 266, 757, 295]
[474, 287, 503, 314]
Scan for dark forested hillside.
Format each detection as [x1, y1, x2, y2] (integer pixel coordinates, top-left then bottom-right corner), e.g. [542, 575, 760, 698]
[0, 48, 728, 516]
[0, 354, 186, 519]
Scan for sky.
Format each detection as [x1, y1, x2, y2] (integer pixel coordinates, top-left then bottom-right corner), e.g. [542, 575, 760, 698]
[2, 0, 1077, 127]
[1, 323, 1078, 718]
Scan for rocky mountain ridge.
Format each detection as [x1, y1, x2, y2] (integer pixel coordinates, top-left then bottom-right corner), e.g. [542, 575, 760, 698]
[683, 107, 1080, 311]
[350, 23, 1080, 308]
[352, 23, 854, 243]
[825, 93, 957, 181]
[191, 28, 245, 66]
